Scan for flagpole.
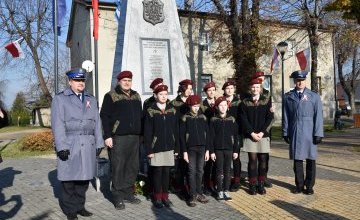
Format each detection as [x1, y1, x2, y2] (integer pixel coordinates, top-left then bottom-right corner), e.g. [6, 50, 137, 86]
[54, 0, 59, 94]
[94, 40, 99, 101]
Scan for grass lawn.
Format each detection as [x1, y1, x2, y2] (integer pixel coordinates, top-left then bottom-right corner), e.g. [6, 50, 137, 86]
[0, 138, 54, 158]
[0, 127, 54, 158]
[0, 125, 45, 133]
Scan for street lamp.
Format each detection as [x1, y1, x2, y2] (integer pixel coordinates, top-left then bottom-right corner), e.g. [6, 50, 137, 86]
[277, 41, 288, 126]
[198, 32, 209, 96]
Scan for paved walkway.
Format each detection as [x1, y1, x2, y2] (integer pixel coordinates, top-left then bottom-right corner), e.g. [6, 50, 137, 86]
[0, 128, 359, 219]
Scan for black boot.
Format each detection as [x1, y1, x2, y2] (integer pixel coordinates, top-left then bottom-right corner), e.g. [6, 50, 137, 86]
[257, 181, 266, 195]
[248, 184, 257, 195]
[292, 186, 304, 194]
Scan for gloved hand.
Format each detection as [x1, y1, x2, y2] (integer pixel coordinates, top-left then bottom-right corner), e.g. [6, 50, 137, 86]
[283, 136, 290, 144]
[57, 150, 70, 161]
[96, 148, 103, 156]
[313, 136, 322, 145]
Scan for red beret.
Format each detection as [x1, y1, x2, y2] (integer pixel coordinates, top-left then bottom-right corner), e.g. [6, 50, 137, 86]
[186, 95, 201, 106]
[153, 84, 168, 94]
[214, 96, 228, 107]
[150, 78, 163, 89]
[179, 79, 193, 87]
[250, 78, 263, 85]
[117, 70, 133, 81]
[203, 81, 216, 92]
[252, 71, 265, 80]
[222, 81, 235, 90]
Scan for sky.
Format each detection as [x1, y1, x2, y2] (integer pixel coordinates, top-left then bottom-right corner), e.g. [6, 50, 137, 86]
[1, 0, 184, 109]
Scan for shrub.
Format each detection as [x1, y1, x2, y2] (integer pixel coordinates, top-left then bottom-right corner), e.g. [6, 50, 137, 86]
[21, 131, 54, 151]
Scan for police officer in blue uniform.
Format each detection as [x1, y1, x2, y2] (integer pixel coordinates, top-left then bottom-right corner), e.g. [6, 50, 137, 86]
[283, 70, 324, 195]
[51, 68, 104, 220]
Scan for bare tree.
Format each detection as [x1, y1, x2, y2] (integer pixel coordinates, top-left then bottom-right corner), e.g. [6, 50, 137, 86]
[210, 0, 262, 95]
[335, 24, 360, 115]
[0, 0, 54, 104]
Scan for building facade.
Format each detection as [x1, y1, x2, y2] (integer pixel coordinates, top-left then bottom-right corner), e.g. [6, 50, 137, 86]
[66, 1, 336, 123]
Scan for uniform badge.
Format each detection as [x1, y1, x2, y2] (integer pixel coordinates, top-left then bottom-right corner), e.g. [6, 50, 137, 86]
[86, 101, 91, 109]
[302, 94, 309, 101]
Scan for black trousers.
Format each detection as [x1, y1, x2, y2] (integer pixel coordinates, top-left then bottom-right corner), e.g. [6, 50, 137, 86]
[60, 180, 89, 215]
[109, 135, 139, 203]
[152, 166, 170, 195]
[215, 150, 232, 192]
[187, 147, 205, 196]
[293, 159, 316, 189]
[203, 159, 216, 188]
[233, 136, 242, 181]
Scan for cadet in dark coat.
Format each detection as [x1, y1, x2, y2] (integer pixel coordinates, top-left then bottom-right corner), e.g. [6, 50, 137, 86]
[170, 79, 193, 197]
[209, 96, 239, 201]
[144, 85, 179, 209]
[251, 71, 274, 188]
[180, 95, 209, 207]
[240, 78, 274, 195]
[222, 81, 242, 192]
[51, 68, 104, 220]
[100, 71, 142, 210]
[283, 71, 324, 195]
[201, 82, 217, 194]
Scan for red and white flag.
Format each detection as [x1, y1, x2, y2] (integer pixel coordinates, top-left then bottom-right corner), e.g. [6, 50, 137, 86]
[92, 0, 99, 40]
[296, 48, 311, 72]
[270, 47, 280, 73]
[4, 38, 24, 58]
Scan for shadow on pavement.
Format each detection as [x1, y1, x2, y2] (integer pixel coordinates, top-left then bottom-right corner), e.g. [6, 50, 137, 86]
[0, 167, 23, 220]
[151, 204, 191, 220]
[48, 169, 60, 199]
[270, 200, 350, 220]
[268, 178, 294, 192]
[29, 210, 51, 220]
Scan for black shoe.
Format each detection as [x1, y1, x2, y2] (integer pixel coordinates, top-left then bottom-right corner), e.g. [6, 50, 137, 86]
[292, 186, 304, 194]
[124, 196, 141, 204]
[163, 199, 173, 207]
[304, 188, 314, 195]
[257, 181, 266, 195]
[248, 184, 257, 195]
[77, 209, 93, 217]
[154, 200, 164, 208]
[187, 197, 196, 207]
[264, 179, 273, 188]
[66, 213, 78, 220]
[230, 182, 240, 192]
[114, 201, 125, 210]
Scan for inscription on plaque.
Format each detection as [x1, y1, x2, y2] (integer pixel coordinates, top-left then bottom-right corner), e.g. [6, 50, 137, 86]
[142, 0, 165, 25]
[140, 38, 173, 94]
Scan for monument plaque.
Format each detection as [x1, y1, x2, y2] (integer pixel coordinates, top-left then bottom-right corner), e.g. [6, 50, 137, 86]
[140, 38, 173, 94]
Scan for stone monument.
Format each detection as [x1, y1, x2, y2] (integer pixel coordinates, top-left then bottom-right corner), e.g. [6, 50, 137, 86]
[112, 0, 190, 99]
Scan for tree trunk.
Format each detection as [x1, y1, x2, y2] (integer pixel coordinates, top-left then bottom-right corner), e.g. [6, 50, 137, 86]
[337, 54, 354, 116]
[309, 31, 319, 92]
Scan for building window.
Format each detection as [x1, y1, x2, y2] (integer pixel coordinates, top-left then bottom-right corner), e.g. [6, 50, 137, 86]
[199, 32, 210, 51]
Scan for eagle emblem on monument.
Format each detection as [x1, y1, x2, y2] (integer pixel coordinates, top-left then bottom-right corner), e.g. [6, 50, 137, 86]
[142, 0, 165, 25]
